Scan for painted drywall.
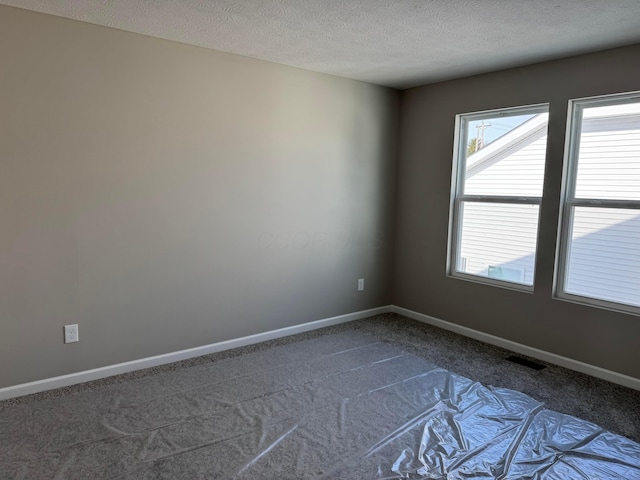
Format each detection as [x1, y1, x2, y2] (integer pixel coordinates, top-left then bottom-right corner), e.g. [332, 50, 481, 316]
[394, 44, 640, 380]
[0, 5, 399, 388]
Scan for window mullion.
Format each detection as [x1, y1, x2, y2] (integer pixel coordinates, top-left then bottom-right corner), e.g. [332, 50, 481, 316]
[566, 199, 640, 210]
[459, 195, 541, 205]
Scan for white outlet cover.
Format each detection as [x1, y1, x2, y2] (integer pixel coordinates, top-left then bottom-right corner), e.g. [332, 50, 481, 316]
[64, 324, 79, 343]
[357, 278, 365, 292]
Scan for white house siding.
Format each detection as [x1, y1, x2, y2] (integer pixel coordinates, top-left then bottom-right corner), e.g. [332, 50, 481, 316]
[576, 115, 640, 200]
[566, 207, 640, 307]
[464, 128, 547, 197]
[565, 112, 640, 307]
[458, 111, 640, 303]
[459, 202, 539, 285]
[458, 122, 547, 285]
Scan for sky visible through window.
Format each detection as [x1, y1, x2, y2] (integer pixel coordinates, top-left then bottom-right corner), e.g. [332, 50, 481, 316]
[467, 114, 534, 152]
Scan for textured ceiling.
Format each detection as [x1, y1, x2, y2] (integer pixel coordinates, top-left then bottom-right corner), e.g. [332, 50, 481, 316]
[3, 0, 640, 89]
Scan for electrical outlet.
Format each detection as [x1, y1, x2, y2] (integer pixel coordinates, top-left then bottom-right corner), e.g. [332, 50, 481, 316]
[357, 278, 365, 292]
[64, 324, 79, 344]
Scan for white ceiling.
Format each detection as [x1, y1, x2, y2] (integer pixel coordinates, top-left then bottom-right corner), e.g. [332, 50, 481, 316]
[3, 0, 640, 89]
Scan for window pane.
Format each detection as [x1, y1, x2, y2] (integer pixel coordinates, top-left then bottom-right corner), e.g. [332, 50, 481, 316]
[457, 202, 539, 286]
[575, 101, 640, 200]
[463, 112, 548, 197]
[565, 207, 640, 308]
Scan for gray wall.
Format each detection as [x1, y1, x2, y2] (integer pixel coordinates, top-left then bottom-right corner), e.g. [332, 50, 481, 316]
[0, 6, 398, 388]
[394, 44, 640, 380]
[3, 4, 638, 390]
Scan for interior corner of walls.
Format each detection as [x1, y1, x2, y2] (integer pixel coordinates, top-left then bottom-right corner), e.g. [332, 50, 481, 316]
[0, 7, 400, 398]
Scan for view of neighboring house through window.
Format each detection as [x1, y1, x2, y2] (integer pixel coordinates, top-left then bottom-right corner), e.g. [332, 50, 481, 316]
[555, 92, 640, 313]
[448, 104, 550, 290]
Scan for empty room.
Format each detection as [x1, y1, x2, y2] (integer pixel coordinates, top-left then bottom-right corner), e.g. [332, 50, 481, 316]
[1, 1, 639, 479]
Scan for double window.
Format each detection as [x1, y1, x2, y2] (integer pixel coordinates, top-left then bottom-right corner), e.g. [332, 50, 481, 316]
[448, 91, 640, 315]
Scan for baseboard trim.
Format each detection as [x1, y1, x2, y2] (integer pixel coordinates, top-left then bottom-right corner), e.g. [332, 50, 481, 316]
[7, 304, 635, 400]
[0, 306, 392, 401]
[391, 305, 640, 391]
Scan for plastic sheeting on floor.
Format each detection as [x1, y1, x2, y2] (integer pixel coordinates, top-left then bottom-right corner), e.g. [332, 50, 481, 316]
[1, 331, 639, 479]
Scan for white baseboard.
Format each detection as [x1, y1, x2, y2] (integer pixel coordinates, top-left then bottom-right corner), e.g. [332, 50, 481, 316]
[391, 305, 640, 391]
[5, 304, 636, 401]
[0, 306, 392, 401]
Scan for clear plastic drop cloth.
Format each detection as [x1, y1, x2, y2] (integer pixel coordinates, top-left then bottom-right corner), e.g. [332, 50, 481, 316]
[1, 331, 639, 479]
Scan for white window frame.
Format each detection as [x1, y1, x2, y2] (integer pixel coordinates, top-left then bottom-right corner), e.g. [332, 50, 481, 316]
[447, 103, 549, 293]
[554, 91, 640, 315]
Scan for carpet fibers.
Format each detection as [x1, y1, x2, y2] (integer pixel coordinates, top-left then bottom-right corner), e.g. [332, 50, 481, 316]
[1, 313, 639, 479]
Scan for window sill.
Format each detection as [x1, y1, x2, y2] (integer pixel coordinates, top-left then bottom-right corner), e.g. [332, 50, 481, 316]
[553, 291, 640, 317]
[447, 271, 535, 294]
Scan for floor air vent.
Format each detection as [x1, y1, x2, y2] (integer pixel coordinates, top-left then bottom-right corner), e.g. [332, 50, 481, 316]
[505, 355, 546, 370]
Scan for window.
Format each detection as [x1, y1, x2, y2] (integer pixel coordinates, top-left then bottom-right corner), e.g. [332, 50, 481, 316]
[555, 92, 640, 314]
[447, 104, 550, 291]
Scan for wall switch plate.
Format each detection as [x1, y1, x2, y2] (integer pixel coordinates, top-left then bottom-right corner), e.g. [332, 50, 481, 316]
[64, 324, 79, 343]
[357, 278, 365, 292]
